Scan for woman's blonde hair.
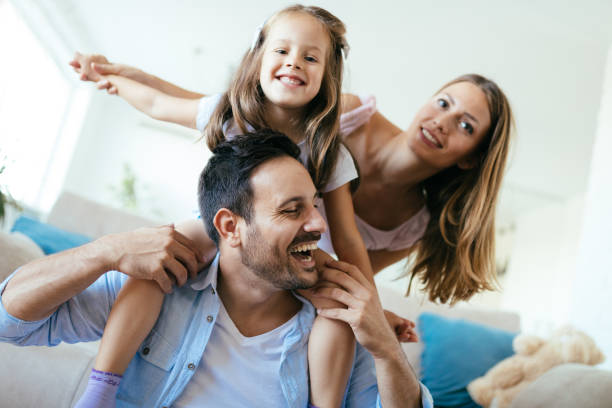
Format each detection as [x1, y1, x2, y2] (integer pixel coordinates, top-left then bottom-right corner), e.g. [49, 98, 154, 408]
[407, 74, 515, 304]
[204, 4, 348, 190]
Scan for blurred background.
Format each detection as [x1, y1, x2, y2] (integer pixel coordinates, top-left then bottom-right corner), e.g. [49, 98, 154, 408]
[1, 0, 611, 366]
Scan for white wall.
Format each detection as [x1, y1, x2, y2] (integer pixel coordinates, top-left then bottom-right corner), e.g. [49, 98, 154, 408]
[63, 94, 210, 222]
[500, 195, 585, 334]
[570, 44, 612, 369]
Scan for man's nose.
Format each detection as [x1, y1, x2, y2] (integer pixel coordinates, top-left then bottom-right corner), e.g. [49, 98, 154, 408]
[304, 205, 327, 234]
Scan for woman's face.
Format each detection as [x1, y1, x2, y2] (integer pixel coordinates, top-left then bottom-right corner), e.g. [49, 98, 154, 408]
[407, 81, 491, 170]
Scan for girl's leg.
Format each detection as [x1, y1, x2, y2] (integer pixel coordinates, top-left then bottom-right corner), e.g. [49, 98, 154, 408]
[300, 288, 356, 408]
[75, 278, 164, 408]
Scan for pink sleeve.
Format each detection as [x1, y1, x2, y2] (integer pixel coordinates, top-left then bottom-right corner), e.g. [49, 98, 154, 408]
[339, 95, 377, 137]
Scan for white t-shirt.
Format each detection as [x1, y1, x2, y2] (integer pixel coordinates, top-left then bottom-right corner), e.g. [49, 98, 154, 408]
[173, 301, 299, 407]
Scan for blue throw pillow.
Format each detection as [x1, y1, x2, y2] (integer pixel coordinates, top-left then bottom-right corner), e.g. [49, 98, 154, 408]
[11, 216, 91, 255]
[419, 312, 517, 408]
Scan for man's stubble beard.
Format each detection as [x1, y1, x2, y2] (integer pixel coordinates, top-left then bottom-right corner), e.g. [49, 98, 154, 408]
[240, 223, 317, 290]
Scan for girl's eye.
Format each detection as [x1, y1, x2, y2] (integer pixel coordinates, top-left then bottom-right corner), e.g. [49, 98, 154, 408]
[304, 56, 317, 63]
[437, 98, 448, 108]
[275, 49, 288, 55]
[460, 121, 474, 134]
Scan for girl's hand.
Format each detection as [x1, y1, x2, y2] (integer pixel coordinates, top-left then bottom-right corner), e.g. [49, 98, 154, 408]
[384, 309, 418, 343]
[96, 75, 119, 95]
[69, 52, 111, 82]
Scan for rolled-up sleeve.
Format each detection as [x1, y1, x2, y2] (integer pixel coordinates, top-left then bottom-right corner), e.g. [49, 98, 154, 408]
[0, 270, 125, 346]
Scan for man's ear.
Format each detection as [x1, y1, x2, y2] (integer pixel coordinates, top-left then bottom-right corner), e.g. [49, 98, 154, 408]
[213, 208, 241, 247]
[457, 153, 480, 170]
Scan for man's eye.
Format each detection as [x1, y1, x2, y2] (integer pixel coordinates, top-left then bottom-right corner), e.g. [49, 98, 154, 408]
[437, 98, 448, 108]
[460, 121, 474, 134]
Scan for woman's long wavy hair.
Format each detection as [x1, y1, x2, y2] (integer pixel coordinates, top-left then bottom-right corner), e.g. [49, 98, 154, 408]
[407, 74, 515, 304]
[203, 5, 349, 190]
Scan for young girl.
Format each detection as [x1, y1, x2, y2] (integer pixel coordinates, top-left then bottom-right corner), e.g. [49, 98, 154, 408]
[73, 5, 373, 408]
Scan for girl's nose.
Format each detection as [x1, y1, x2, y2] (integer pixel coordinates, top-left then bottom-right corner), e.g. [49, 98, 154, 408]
[285, 55, 301, 70]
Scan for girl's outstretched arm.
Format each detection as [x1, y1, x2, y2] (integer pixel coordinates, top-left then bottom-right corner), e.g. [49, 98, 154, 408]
[69, 52, 204, 99]
[99, 75, 200, 129]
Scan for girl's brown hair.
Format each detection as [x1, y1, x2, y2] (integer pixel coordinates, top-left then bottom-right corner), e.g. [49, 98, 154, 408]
[407, 74, 515, 304]
[203, 5, 348, 190]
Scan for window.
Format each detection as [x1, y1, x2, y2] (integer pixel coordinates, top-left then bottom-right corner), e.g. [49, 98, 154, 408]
[0, 0, 87, 212]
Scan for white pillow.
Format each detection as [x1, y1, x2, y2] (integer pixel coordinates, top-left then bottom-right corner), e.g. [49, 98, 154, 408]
[0, 231, 44, 281]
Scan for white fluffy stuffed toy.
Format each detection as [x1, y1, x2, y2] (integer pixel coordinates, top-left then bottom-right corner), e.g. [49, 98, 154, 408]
[467, 326, 605, 408]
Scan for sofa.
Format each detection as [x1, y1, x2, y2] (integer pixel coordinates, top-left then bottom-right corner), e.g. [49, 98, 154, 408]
[1, 191, 610, 408]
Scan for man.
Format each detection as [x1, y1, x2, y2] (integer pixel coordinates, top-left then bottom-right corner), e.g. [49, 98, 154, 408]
[0, 131, 432, 407]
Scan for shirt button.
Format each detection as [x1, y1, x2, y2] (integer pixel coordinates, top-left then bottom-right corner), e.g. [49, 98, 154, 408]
[187, 363, 196, 370]
[142, 347, 150, 355]
[206, 315, 213, 323]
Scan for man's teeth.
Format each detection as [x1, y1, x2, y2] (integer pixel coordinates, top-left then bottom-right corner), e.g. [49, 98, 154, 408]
[289, 243, 318, 253]
[422, 128, 440, 147]
[280, 76, 303, 85]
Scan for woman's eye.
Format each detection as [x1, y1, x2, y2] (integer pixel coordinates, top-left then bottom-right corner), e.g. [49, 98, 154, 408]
[460, 121, 474, 134]
[437, 98, 448, 108]
[283, 208, 299, 215]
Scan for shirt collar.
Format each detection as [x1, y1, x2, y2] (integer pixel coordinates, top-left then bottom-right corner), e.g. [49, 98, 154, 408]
[190, 252, 220, 291]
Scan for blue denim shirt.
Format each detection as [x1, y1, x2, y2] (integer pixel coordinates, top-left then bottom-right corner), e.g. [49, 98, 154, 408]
[0, 254, 433, 407]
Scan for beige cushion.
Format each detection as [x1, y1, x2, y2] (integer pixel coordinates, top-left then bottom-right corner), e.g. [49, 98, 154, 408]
[47, 191, 155, 238]
[0, 231, 44, 281]
[509, 363, 612, 408]
[0, 341, 98, 408]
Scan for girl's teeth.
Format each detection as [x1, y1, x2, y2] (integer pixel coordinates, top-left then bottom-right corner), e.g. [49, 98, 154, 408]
[280, 76, 302, 85]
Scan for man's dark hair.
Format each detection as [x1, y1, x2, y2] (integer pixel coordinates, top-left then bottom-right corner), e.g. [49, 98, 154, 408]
[198, 130, 302, 245]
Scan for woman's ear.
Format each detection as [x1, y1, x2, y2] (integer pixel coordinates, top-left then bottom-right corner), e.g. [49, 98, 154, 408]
[213, 208, 241, 247]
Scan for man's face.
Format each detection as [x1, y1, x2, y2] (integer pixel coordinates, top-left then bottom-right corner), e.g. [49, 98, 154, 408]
[239, 156, 327, 290]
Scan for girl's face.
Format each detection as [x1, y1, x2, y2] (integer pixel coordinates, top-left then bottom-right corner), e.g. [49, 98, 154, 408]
[407, 81, 491, 170]
[259, 13, 330, 111]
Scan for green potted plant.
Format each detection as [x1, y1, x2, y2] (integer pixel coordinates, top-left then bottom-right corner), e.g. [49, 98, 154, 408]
[0, 152, 23, 226]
